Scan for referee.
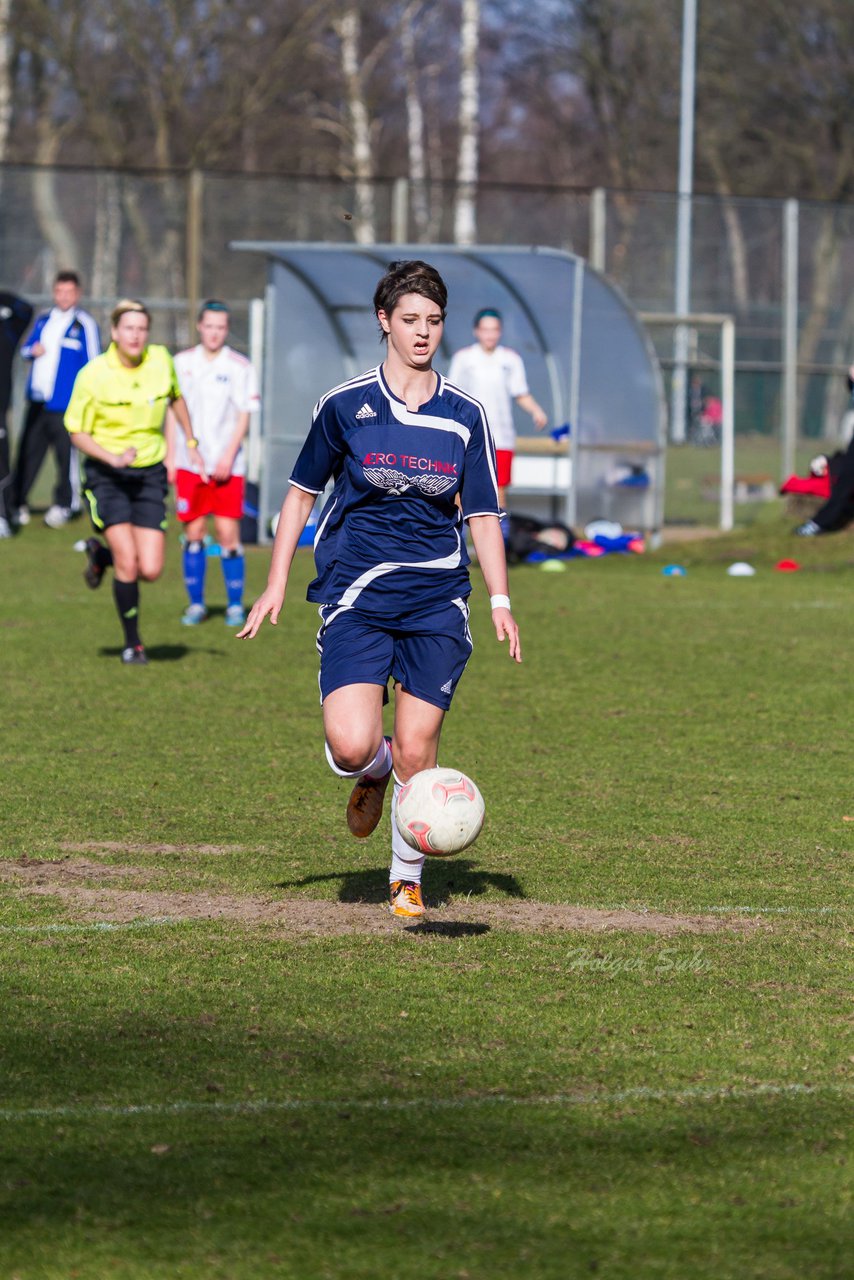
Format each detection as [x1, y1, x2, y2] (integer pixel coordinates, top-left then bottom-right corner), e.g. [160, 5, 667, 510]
[65, 299, 205, 665]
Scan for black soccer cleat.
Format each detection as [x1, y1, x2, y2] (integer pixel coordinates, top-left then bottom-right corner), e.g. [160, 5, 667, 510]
[121, 645, 149, 666]
[83, 537, 108, 588]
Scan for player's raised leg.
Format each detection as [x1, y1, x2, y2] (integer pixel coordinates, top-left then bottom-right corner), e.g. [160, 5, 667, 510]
[322, 683, 393, 836]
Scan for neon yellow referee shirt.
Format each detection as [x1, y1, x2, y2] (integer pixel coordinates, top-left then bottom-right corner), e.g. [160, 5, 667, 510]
[65, 343, 180, 468]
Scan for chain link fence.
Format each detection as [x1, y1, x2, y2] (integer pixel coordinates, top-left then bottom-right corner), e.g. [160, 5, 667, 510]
[3, 162, 853, 526]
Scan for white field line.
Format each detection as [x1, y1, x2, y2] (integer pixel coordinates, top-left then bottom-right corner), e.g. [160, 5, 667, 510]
[0, 1082, 850, 1124]
[0, 906, 846, 937]
[0, 918, 190, 935]
[701, 906, 843, 914]
[594, 905, 847, 916]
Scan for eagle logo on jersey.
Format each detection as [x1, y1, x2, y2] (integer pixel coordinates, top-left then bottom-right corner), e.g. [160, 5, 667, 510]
[363, 466, 455, 497]
[413, 472, 457, 496]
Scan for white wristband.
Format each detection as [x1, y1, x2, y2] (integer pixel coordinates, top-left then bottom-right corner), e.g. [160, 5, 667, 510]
[490, 594, 511, 611]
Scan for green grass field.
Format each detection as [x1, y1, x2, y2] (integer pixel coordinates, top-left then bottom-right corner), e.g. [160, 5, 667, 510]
[663, 436, 816, 526]
[1, 508, 851, 1279]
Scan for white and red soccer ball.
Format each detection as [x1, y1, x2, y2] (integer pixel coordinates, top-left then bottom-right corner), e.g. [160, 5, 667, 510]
[394, 767, 485, 857]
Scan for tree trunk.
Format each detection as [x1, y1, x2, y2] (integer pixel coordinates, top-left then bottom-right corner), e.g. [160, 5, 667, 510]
[91, 170, 122, 304]
[820, 259, 854, 442]
[0, 0, 12, 165]
[32, 118, 80, 276]
[425, 66, 445, 241]
[402, 3, 430, 242]
[703, 147, 750, 310]
[796, 208, 841, 439]
[717, 195, 750, 312]
[454, 0, 479, 246]
[336, 7, 376, 245]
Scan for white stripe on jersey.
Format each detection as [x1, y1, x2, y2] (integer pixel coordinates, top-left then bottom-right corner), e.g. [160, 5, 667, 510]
[319, 526, 465, 626]
[384, 394, 471, 445]
[312, 370, 378, 419]
[451, 597, 474, 648]
[78, 311, 101, 357]
[375, 365, 473, 445]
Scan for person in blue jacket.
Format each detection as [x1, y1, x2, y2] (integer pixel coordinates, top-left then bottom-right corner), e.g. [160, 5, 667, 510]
[12, 271, 100, 529]
[239, 260, 521, 919]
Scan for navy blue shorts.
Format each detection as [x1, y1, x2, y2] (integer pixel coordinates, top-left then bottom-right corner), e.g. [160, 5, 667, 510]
[316, 598, 473, 710]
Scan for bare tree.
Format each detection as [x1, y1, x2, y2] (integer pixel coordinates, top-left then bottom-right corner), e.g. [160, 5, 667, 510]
[453, 0, 480, 245]
[334, 7, 376, 243]
[0, 0, 12, 164]
[401, 2, 430, 241]
[13, 4, 87, 277]
[90, 171, 121, 303]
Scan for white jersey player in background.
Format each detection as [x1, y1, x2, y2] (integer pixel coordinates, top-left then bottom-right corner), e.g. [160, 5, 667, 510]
[167, 300, 260, 627]
[447, 308, 547, 515]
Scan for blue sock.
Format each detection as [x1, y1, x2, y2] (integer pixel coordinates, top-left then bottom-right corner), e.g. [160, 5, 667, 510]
[183, 540, 206, 607]
[221, 549, 245, 608]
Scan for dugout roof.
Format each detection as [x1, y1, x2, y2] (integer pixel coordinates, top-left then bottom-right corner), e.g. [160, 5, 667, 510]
[230, 242, 666, 535]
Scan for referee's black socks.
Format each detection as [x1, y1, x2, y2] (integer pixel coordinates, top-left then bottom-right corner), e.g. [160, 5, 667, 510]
[113, 579, 141, 649]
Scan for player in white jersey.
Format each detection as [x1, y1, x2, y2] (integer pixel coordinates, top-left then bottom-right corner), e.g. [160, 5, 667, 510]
[167, 300, 260, 627]
[447, 308, 547, 511]
[239, 261, 521, 918]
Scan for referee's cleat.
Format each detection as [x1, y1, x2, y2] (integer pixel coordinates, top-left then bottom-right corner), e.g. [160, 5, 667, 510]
[346, 742, 393, 838]
[83, 537, 108, 589]
[121, 645, 149, 666]
[224, 604, 246, 627]
[389, 880, 425, 918]
[181, 603, 208, 626]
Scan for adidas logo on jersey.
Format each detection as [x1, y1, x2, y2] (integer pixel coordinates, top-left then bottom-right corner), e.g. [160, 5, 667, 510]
[440, 679, 453, 694]
[355, 403, 377, 420]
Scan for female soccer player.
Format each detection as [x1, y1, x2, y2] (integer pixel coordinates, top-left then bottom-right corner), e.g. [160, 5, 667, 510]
[66, 299, 204, 664]
[239, 260, 520, 917]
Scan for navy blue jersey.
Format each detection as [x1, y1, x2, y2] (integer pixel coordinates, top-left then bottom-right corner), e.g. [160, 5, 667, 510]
[290, 365, 500, 617]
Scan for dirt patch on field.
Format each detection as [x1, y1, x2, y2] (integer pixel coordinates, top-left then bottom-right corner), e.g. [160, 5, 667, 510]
[1, 857, 153, 885]
[58, 841, 246, 857]
[3, 865, 758, 936]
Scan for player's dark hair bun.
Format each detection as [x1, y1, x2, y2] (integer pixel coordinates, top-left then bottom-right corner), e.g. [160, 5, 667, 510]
[373, 260, 448, 339]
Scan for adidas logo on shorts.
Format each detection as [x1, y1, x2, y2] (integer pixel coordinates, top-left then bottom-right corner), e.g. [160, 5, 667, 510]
[440, 679, 453, 694]
[355, 403, 377, 420]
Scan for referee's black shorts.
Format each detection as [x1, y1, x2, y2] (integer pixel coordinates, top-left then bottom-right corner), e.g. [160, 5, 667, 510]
[83, 460, 168, 532]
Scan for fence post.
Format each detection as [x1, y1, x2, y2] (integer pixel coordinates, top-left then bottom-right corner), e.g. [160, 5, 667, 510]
[720, 316, 736, 531]
[589, 187, 606, 271]
[781, 198, 799, 481]
[391, 178, 409, 244]
[565, 257, 585, 530]
[247, 297, 265, 488]
[186, 168, 204, 333]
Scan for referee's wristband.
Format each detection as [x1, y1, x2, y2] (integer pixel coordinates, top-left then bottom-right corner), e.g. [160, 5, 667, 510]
[490, 594, 511, 611]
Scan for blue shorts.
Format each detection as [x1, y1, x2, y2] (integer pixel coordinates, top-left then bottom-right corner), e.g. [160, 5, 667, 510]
[316, 598, 473, 710]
